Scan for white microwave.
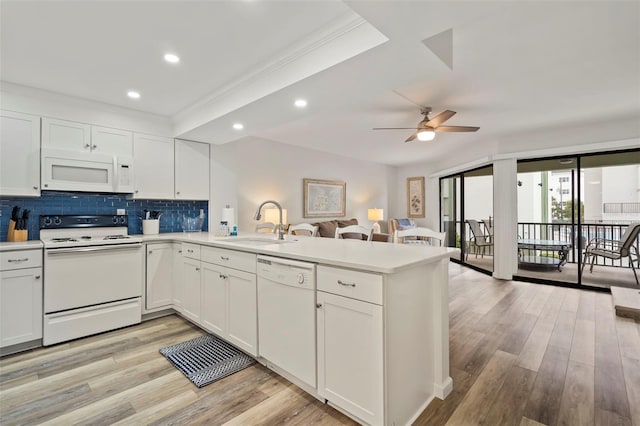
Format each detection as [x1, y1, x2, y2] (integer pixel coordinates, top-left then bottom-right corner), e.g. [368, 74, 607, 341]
[41, 148, 134, 193]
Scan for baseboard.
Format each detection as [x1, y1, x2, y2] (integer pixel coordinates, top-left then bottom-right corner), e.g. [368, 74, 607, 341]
[0, 339, 42, 357]
[434, 376, 454, 399]
[406, 395, 436, 426]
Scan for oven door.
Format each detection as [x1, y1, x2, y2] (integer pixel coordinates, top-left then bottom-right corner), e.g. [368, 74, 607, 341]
[44, 243, 143, 313]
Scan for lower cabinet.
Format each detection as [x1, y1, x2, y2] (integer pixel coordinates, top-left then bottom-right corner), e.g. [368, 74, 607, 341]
[1, 268, 43, 348]
[145, 243, 174, 311]
[316, 290, 384, 426]
[181, 257, 202, 323]
[201, 261, 257, 356]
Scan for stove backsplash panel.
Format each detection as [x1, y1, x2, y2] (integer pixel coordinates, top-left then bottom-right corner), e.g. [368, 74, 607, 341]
[0, 191, 208, 241]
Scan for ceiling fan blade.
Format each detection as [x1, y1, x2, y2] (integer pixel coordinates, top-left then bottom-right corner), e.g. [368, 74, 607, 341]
[373, 127, 419, 130]
[405, 133, 418, 142]
[435, 125, 480, 132]
[425, 110, 456, 127]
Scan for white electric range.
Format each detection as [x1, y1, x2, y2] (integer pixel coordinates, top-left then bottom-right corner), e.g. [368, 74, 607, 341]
[40, 215, 143, 345]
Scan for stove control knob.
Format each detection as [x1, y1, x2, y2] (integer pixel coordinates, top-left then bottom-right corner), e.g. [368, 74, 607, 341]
[43, 216, 52, 226]
[53, 217, 62, 225]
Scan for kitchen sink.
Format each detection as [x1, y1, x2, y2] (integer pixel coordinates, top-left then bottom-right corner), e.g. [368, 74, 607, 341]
[223, 237, 296, 246]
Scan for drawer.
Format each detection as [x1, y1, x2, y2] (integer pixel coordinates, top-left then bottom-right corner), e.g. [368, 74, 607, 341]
[1, 249, 43, 271]
[201, 246, 256, 273]
[182, 243, 201, 260]
[317, 265, 383, 305]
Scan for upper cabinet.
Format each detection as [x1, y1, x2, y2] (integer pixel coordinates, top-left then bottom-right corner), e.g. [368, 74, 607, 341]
[0, 111, 41, 197]
[175, 139, 209, 200]
[42, 118, 132, 158]
[133, 134, 174, 199]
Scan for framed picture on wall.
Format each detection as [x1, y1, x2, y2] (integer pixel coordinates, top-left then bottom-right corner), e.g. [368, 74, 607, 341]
[303, 178, 346, 218]
[407, 176, 425, 218]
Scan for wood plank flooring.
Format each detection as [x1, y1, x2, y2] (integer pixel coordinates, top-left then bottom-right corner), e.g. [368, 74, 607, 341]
[1, 263, 639, 425]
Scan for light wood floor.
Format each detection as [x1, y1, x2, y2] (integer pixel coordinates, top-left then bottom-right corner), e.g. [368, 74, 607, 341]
[1, 264, 639, 425]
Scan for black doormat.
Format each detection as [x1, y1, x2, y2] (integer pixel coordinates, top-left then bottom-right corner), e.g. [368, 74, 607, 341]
[159, 334, 255, 387]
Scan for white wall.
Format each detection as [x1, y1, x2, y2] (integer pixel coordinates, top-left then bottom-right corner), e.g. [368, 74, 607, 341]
[211, 137, 393, 233]
[392, 163, 438, 230]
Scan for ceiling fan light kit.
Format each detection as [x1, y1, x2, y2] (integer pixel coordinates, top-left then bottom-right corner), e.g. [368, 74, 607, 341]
[373, 106, 479, 143]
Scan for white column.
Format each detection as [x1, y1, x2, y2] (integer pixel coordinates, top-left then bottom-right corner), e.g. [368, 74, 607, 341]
[493, 158, 519, 280]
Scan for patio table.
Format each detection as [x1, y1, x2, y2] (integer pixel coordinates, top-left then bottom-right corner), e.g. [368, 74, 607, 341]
[518, 239, 572, 271]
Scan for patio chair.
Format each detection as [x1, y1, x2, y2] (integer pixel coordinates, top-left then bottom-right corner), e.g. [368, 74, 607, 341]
[394, 227, 446, 246]
[582, 222, 640, 285]
[466, 219, 493, 260]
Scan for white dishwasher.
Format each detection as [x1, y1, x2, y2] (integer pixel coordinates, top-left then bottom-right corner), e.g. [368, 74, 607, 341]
[257, 255, 317, 389]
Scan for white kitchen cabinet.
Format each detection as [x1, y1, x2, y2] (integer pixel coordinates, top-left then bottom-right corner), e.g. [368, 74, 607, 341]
[175, 139, 209, 200]
[201, 262, 226, 336]
[317, 268, 384, 426]
[145, 243, 174, 311]
[0, 249, 43, 349]
[181, 257, 201, 323]
[172, 243, 184, 310]
[42, 117, 132, 157]
[200, 246, 257, 356]
[0, 110, 41, 196]
[133, 134, 174, 199]
[42, 117, 91, 152]
[91, 126, 133, 157]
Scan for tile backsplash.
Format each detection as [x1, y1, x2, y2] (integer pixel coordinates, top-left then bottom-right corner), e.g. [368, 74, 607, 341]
[0, 191, 208, 241]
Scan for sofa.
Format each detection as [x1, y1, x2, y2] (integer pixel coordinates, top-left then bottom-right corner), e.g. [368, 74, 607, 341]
[306, 218, 391, 242]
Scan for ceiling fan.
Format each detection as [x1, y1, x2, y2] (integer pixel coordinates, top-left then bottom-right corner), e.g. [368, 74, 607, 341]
[373, 107, 479, 142]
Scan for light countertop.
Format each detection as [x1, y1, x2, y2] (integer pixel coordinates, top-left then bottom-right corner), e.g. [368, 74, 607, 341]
[138, 232, 459, 274]
[0, 240, 44, 252]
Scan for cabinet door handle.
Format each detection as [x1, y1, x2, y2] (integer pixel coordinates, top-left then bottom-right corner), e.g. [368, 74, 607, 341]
[148, 250, 153, 254]
[84, 143, 91, 149]
[219, 274, 228, 279]
[35, 275, 41, 279]
[92, 144, 97, 149]
[337, 280, 356, 287]
[316, 303, 322, 308]
[33, 186, 38, 190]
[178, 250, 182, 253]
[176, 191, 181, 195]
[135, 190, 139, 194]
[7, 258, 29, 263]
[195, 267, 200, 271]
[187, 249, 194, 253]
[220, 256, 229, 261]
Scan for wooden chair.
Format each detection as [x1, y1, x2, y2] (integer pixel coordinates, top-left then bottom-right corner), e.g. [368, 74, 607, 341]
[335, 225, 372, 241]
[582, 222, 640, 285]
[288, 223, 318, 237]
[394, 227, 446, 246]
[255, 222, 276, 233]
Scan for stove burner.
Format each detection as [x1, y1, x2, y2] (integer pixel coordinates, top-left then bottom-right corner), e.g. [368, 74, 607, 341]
[103, 235, 131, 240]
[51, 238, 78, 243]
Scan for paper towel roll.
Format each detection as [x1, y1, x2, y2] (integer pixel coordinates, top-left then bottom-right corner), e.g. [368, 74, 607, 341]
[221, 207, 235, 227]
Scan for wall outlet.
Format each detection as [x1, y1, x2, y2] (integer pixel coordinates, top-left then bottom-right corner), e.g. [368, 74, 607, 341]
[117, 209, 126, 215]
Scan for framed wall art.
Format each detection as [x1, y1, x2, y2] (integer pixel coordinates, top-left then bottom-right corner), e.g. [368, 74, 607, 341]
[407, 176, 425, 218]
[303, 178, 346, 218]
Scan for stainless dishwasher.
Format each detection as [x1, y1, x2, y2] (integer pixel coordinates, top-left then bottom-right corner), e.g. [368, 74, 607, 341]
[257, 255, 316, 388]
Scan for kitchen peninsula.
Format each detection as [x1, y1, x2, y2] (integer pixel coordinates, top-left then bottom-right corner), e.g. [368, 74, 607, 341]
[141, 232, 458, 426]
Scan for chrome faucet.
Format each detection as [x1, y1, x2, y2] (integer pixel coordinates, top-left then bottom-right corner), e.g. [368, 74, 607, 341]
[253, 200, 285, 240]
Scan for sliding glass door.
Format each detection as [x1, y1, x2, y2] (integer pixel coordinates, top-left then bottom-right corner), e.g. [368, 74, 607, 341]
[440, 166, 494, 274]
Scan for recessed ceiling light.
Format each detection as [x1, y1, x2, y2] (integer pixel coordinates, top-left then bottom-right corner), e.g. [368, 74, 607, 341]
[164, 53, 180, 64]
[233, 123, 244, 130]
[294, 99, 307, 108]
[127, 91, 140, 99]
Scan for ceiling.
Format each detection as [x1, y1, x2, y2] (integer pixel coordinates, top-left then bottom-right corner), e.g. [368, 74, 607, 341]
[2, 1, 639, 167]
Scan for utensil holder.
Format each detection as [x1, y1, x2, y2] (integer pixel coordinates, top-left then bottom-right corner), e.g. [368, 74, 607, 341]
[142, 219, 160, 235]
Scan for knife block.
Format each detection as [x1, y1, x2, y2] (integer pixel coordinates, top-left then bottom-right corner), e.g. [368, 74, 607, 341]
[7, 220, 27, 242]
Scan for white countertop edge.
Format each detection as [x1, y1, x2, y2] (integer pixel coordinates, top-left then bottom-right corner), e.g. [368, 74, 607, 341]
[137, 232, 459, 274]
[0, 240, 44, 252]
